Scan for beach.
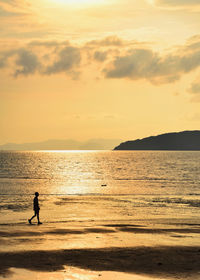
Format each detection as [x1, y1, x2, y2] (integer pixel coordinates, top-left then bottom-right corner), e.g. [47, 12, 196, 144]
[0, 217, 200, 279]
[0, 151, 200, 279]
[1, 194, 200, 280]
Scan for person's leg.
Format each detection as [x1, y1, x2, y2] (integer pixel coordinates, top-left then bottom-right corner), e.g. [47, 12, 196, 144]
[36, 212, 39, 223]
[30, 214, 36, 220]
[28, 212, 36, 224]
[36, 211, 42, 224]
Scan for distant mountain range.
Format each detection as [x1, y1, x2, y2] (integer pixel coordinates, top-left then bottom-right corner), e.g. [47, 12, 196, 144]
[114, 131, 200, 150]
[0, 138, 122, 151]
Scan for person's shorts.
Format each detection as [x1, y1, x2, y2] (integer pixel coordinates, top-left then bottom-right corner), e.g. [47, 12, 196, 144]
[34, 209, 39, 214]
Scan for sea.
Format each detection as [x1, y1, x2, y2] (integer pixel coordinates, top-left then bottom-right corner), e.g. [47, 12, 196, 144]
[0, 150, 200, 225]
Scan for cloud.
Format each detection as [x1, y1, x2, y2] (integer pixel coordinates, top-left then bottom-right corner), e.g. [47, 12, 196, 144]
[0, 44, 81, 77]
[14, 48, 40, 77]
[104, 49, 160, 80]
[93, 51, 108, 62]
[188, 81, 200, 94]
[0, 51, 9, 68]
[103, 36, 200, 84]
[103, 49, 180, 84]
[86, 36, 123, 47]
[85, 36, 145, 50]
[28, 40, 69, 48]
[0, 0, 18, 4]
[0, 0, 29, 15]
[188, 76, 200, 103]
[0, 0, 28, 8]
[183, 36, 200, 58]
[44, 46, 81, 75]
[0, 0, 48, 42]
[152, 0, 200, 7]
[1, 34, 200, 83]
[188, 75, 200, 102]
[0, 6, 21, 17]
[0, 48, 40, 76]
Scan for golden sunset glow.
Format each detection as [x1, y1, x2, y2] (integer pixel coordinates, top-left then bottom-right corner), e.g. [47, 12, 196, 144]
[49, 0, 106, 6]
[1, 2, 200, 279]
[1, 0, 200, 147]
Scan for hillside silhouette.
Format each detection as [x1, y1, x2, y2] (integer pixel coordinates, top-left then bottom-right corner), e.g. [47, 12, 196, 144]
[0, 138, 121, 151]
[114, 131, 200, 151]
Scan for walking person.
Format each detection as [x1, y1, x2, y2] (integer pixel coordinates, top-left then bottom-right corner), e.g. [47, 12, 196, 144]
[28, 192, 42, 225]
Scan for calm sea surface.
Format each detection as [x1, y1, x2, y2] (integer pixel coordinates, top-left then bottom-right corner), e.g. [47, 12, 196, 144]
[0, 150, 200, 224]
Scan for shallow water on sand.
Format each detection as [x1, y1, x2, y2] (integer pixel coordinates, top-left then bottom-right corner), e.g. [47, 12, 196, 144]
[4, 267, 171, 280]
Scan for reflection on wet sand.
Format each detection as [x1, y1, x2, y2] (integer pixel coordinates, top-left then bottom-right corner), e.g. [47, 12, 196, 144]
[2, 267, 169, 280]
[0, 246, 200, 279]
[0, 221, 200, 279]
[0, 223, 200, 238]
[0, 223, 200, 279]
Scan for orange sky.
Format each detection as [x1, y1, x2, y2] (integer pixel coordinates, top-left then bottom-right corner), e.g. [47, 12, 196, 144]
[1, 0, 200, 145]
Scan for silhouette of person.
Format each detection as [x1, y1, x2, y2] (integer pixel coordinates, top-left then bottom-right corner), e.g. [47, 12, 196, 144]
[28, 192, 42, 225]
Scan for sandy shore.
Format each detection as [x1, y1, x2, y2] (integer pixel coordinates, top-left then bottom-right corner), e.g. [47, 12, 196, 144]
[1, 245, 200, 279]
[0, 218, 200, 280]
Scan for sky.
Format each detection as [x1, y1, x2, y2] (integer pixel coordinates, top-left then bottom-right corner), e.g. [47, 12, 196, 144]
[1, 0, 200, 146]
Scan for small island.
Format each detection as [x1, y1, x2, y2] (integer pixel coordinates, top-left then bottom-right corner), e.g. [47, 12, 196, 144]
[114, 130, 200, 151]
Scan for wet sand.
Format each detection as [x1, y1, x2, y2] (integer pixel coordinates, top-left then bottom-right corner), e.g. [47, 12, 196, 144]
[1, 245, 200, 278]
[0, 218, 200, 280]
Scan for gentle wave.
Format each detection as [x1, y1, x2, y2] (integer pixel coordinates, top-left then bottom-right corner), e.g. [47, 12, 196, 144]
[0, 176, 48, 180]
[114, 177, 195, 182]
[151, 197, 200, 208]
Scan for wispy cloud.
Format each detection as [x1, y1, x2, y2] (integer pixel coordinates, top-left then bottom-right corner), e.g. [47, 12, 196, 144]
[28, 40, 69, 48]
[0, 0, 29, 15]
[149, 0, 200, 11]
[0, 0, 52, 40]
[153, 0, 200, 6]
[188, 75, 200, 102]
[0, 6, 22, 17]
[188, 80, 200, 94]
[85, 36, 124, 47]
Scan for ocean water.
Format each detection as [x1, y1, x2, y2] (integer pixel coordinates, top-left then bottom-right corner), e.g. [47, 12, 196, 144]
[0, 150, 200, 225]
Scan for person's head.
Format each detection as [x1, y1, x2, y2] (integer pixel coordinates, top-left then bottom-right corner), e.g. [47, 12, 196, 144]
[35, 192, 39, 197]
